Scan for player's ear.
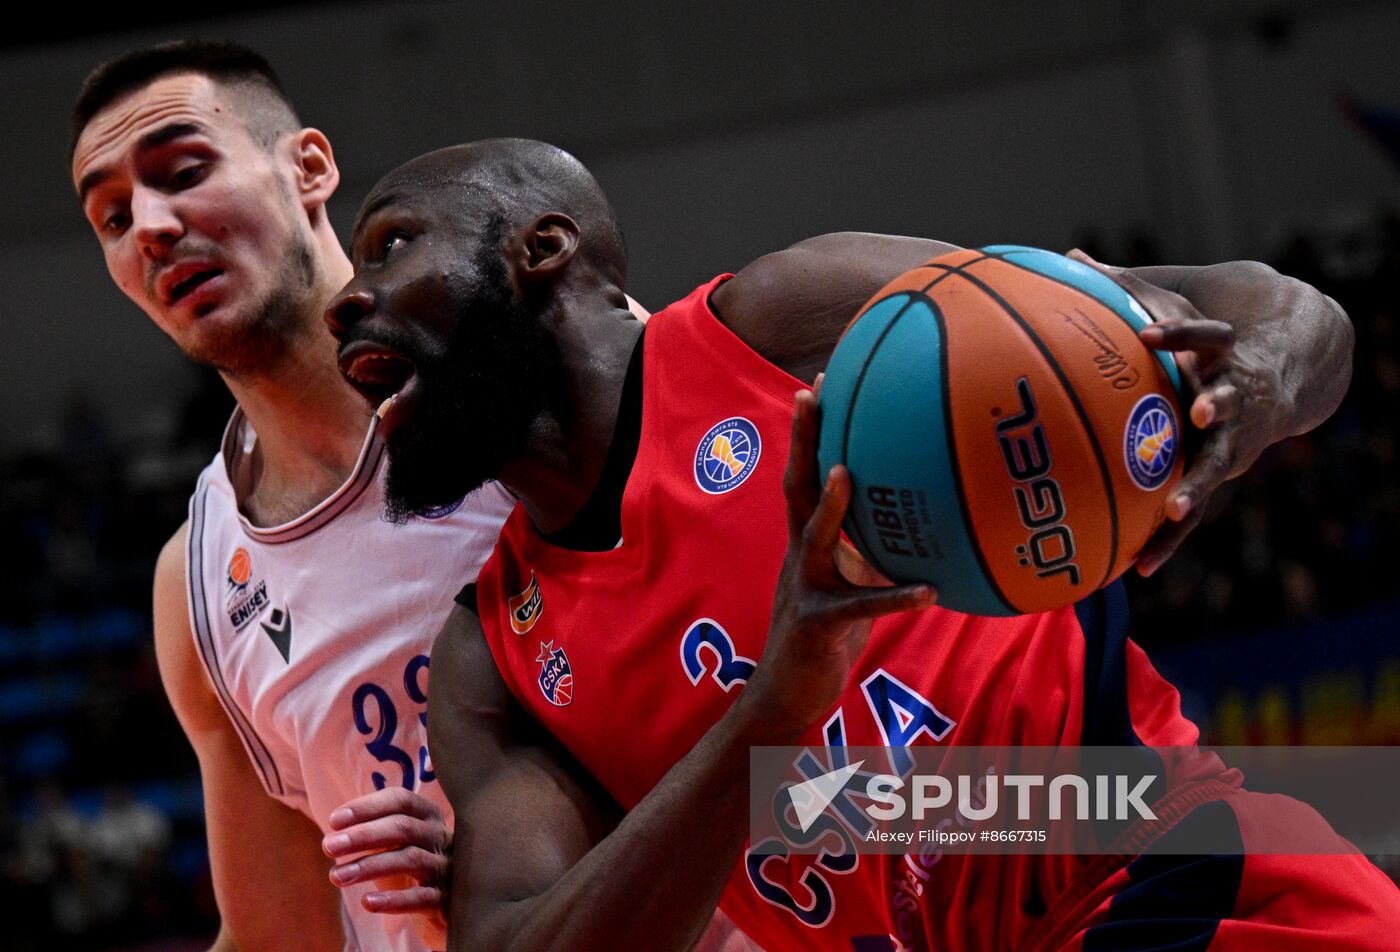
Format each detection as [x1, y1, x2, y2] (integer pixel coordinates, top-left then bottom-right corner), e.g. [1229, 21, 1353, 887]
[288, 128, 340, 212]
[515, 212, 579, 286]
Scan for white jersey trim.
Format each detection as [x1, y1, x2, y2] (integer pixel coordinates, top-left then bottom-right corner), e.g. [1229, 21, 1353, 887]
[216, 408, 387, 545]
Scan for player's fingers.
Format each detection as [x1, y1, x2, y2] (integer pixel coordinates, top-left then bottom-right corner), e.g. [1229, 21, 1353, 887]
[1066, 248, 1122, 273]
[1073, 256, 1214, 331]
[835, 539, 893, 588]
[1168, 429, 1241, 522]
[1135, 504, 1206, 577]
[1113, 270, 1208, 322]
[784, 390, 821, 538]
[825, 582, 936, 624]
[329, 847, 445, 887]
[801, 465, 851, 571]
[323, 814, 441, 858]
[327, 787, 442, 830]
[1190, 383, 1242, 429]
[362, 885, 444, 915]
[1138, 319, 1236, 359]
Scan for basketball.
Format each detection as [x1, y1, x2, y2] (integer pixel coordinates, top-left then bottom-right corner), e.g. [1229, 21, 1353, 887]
[816, 245, 1186, 616]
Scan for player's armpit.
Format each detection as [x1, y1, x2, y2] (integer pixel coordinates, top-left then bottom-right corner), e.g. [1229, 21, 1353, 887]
[153, 526, 345, 952]
[713, 232, 961, 384]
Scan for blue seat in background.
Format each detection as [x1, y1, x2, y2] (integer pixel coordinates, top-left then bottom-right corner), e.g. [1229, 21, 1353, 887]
[13, 729, 71, 778]
[0, 673, 85, 723]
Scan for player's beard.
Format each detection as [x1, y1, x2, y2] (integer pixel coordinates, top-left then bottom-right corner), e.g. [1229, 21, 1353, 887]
[190, 237, 319, 378]
[382, 246, 563, 525]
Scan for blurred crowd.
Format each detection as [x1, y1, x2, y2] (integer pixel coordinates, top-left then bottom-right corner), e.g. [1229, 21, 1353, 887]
[1, 211, 1396, 947]
[0, 380, 228, 948]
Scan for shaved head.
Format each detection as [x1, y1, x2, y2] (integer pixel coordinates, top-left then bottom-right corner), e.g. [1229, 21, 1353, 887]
[357, 138, 627, 285]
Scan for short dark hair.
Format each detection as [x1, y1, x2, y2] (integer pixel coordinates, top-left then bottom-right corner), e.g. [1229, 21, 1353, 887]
[70, 39, 301, 161]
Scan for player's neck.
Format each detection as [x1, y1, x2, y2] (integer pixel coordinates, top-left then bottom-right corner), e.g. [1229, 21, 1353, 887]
[223, 332, 370, 525]
[502, 295, 643, 536]
[222, 252, 371, 525]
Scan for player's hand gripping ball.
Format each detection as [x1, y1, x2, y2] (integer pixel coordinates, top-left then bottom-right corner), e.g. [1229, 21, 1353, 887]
[816, 245, 1185, 616]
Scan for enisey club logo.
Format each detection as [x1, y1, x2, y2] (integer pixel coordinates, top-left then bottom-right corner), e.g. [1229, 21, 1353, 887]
[224, 547, 271, 631]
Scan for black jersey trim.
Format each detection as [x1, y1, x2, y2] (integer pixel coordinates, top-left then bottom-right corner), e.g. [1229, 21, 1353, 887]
[187, 472, 285, 796]
[541, 327, 645, 552]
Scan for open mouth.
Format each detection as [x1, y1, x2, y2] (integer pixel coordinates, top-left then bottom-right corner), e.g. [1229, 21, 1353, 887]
[338, 342, 417, 406]
[172, 269, 221, 302]
[161, 265, 225, 305]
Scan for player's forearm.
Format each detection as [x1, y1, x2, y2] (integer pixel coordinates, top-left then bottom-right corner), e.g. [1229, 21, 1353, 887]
[1134, 260, 1354, 436]
[468, 692, 786, 952]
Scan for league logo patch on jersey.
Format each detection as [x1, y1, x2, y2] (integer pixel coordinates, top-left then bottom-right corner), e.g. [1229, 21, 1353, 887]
[1123, 394, 1178, 491]
[535, 640, 574, 707]
[508, 572, 544, 635]
[694, 417, 761, 495]
[223, 547, 271, 632]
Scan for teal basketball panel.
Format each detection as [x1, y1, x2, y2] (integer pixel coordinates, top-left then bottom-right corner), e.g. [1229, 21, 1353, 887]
[981, 245, 1183, 397]
[827, 295, 1011, 616]
[817, 293, 914, 478]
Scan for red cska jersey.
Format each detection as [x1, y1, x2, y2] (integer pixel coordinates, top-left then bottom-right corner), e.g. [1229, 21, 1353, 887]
[474, 277, 1399, 951]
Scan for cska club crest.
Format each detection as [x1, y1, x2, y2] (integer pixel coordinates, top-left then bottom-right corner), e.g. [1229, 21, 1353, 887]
[535, 640, 574, 707]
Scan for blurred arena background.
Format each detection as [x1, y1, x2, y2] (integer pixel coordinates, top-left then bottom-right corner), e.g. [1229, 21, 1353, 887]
[1, 0, 1397, 947]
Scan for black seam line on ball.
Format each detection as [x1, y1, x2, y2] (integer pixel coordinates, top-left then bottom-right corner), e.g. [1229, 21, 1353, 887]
[916, 261, 1018, 614]
[943, 262, 1120, 590]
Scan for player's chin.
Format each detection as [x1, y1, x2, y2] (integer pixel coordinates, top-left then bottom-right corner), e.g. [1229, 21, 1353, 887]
[382, 441, 489, 525]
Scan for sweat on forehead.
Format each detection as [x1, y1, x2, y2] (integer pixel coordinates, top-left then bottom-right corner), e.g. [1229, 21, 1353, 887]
[357, 139, 628, 278]
[362, 141, 595, 224]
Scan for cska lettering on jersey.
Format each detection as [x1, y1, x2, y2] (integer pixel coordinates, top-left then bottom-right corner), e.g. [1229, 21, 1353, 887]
[742, 667, 955, 930]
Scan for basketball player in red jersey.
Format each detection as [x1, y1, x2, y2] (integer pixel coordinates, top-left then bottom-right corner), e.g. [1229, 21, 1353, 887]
[326, 139, 1397, 950]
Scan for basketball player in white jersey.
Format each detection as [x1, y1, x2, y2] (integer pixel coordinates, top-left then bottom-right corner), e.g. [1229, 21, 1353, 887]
[69, 41, 751, 952]
[68, 40, 496, 951]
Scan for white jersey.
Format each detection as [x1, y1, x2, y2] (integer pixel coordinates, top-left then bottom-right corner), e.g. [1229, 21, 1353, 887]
[185, 409, 514, 951]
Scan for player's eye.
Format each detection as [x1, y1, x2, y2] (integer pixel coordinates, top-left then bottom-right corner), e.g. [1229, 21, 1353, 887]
[382, 232, 409, 256]
[101, 209, 130, 236]
[169, 163, 209, 189]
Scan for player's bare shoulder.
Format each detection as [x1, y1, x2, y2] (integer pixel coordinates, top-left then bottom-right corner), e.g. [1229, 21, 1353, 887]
[152, 521, 191, 656]
[151, 520, 224, 736]
[711, 232, 961, 383]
